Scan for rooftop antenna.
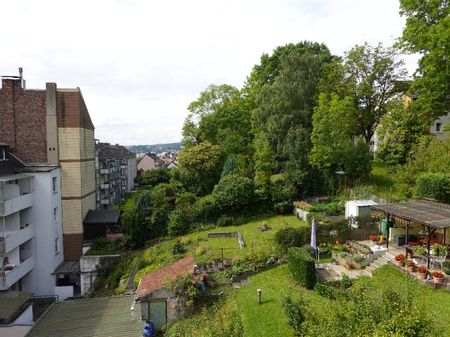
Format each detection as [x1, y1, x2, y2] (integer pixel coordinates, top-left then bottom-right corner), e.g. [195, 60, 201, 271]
[18, 67, 26, 88]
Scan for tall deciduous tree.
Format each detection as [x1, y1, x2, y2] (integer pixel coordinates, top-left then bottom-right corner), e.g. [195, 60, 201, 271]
[399, 0, 449, 117]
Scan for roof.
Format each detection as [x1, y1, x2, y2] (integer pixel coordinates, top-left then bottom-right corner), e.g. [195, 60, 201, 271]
[0, 291, 32, 324]
[349, 200, 378, 206]
[371, 200, 450, 229]
[135, 256, 194, 301]
[83, 210, 120, 225]
[98, 143, 135, 160]
[0, 147, 26, 175]
[53, 261, 81, 274]
[26, 296, 142, 337]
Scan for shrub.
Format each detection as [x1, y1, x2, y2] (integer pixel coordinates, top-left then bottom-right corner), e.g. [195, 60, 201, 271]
[274, 227, 310, 253]
[288, 247, 316, 289]
[282, 296, 305, 337]
[216, 215, 235, 227]
[416, 172, 450, 203]
[314, 283, 347, 300]
[168, 210, 192, 237]
[214, 174, 254, 212]
[309, 202, 343, 215]
[352, 254, 365, 263]
[172, 240, 186, 255]
[443, 261, 450, 275]
[194, 194, 218, 224]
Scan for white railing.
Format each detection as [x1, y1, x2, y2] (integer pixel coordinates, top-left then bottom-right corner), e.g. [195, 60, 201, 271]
[0, 193, 33, 216]
[0, 256, 35, 290]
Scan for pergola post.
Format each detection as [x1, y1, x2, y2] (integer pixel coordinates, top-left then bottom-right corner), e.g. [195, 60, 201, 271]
[386, 214, 390, 250]
[405, 221, 409, 256]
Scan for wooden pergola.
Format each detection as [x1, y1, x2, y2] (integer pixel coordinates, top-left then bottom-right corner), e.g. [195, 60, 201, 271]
[371, 200, 450, 269]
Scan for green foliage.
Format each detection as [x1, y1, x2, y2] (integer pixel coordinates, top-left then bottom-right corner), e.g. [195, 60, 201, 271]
[309, 202, 343, 215]
[213, 174, 254, 213]
[282, 296, 306, 337]
[399, 0, 450, 117]
[220, 154, 238, 178]
[168, 209, 193, 237]
[136, 167, 170, 188]
[85, 237, 119, 256]
[253, 132, 274, 196]
[271, 178, 295, 214]
[274, 227, 310, 253]
[176, 141, 224, 196]
[194, 194, 218, 224]
[287, 247, 316, 289]
[121, 190, 153, 248]
[416, 172, 450, 203]
[171, 240, 186, 256]
[150, 183, 175, 235]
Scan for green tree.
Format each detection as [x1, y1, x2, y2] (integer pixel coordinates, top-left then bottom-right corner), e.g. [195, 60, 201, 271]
[310, 93, 370, 184]
[337, 43, 407, 145]
[213, 174, 254, 213]
[183, 84, 253, 157]
[399, 0, 450, 117]
[252, 43, 332, 196]
[176, 141, 224, 196]
[121, 190, 152, 248]
[253, 132, 274, 196]
[150, 183, 176, 235]
[376, 98, 429, 166]
[136, 167, 171, 188]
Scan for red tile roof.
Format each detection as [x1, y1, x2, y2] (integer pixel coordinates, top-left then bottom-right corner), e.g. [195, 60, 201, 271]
[135, 256, 194, 301]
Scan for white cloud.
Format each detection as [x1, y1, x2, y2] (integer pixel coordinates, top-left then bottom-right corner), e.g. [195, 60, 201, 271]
[0, 0, 418, 145]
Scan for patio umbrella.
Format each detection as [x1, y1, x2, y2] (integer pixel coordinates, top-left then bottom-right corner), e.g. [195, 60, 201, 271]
[311, 217, 317, 260]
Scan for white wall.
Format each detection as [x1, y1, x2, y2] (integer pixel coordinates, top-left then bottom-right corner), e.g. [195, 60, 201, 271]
[21, 168, 64, 296]
[13, 304, 33, 325]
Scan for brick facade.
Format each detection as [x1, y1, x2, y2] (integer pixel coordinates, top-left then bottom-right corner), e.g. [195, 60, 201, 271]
[0, 78, 48, 163]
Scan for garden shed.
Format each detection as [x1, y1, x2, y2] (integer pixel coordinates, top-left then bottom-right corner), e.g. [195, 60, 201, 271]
[345, 200, 378, 227]
[135, 256, 194, 331]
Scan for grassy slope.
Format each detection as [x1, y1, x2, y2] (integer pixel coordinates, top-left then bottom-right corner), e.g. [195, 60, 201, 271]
[370, 161, 407, 201]
[234, 264, 450, 337]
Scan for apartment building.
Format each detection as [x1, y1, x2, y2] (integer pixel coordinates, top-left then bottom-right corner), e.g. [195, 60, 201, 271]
[96, 142, 136, 208]
[0, 71, 96, 262]
[0, 144, 64, 296]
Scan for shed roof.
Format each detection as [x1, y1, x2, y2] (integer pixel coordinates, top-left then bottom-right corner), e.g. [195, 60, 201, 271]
[98, 143, 135, 160]
[26, 296, 142, 337]
[83, 210, 120, 225]
[371, 200, 450, 229]
[0, 291, 32, 324]
[135, 256, 194, 301]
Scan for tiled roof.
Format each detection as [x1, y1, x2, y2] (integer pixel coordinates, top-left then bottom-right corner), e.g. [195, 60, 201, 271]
[98, 143, 135, 160]
[26, 296, 142, 337]
[83, 210, 120, 224]
[135, 256, 194, 301]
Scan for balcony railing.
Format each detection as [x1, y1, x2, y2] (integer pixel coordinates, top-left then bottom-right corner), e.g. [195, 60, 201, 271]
[0, 224, 34, 254]
[100, 183, 109, 189]
[100, 199, 110, 205]
[0, 256, 35, 290]
[0, 193, 33, 216]
[99, 168, 109, 174]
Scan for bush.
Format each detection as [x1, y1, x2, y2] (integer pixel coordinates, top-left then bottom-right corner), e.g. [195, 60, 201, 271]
[216, 215, 235, 227]
[214, 174, 254, 212]
[172, 240, 186, 255]
[288, 247, 316, 289]
[168, 210, 192, 237]
[416, 172, 450, 203]
[309, 202, 343, 215]
[194, 194, 218, 224]
[282, 296, 305, 337]
[274, 227, 310, 253]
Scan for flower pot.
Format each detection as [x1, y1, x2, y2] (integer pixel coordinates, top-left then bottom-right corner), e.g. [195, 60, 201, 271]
[417, 272, 427, 280]
[433, 276, 444, 284]
[407, 266, 414, 273]
[396, 261, 403, 267]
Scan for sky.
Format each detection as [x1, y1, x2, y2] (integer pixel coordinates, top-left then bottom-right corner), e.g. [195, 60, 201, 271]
[0, 0, 419, 145]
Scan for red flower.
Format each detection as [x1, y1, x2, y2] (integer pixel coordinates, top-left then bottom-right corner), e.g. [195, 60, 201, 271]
[416, 266, 427, 273]
[395, 254, 406, 262]
[432, 271, 444, 278]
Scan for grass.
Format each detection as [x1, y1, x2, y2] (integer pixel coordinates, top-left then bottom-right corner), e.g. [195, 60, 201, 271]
[233, 264, 450, 337]
[370, 161, 407, 201]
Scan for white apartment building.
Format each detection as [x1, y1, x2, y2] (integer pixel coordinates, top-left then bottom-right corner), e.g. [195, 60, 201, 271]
[1, 146, 64, 297]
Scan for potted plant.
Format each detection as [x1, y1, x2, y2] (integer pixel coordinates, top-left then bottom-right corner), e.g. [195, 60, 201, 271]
[416, 265, 427, 280]
[394, 254, 406, 267]
[404, 259, 415, 272]
[432, 244, 448, 257]
[431, 271, 445, 284]
[414, 246, 426, 255]
[443, 261, 450, 276]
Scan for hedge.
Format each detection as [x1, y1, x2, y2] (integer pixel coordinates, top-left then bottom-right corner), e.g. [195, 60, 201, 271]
[274, 227, 310, 253]
[287, 247, 316, 289]
[416, 172, 450, 204]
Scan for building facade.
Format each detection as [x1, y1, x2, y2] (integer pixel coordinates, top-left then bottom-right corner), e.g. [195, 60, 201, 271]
[0, 72, 96, 262]
[0, 144, 64, 296]
[96, 142, 137, 208]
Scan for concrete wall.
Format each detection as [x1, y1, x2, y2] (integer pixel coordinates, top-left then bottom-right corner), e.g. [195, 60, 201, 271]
[127, 157, 137, 191]
[431, 112, 450, 140]
[79, 254, 120, 295]
[21, 169, 64, 296]
[13, 304, 33, 325]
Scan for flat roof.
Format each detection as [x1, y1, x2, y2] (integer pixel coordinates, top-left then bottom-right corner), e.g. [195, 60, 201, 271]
[83, 210, 120, 225]
[0, 291, 32, 324]
[26, 296, 142, 337]
[371, 200, 450, 229]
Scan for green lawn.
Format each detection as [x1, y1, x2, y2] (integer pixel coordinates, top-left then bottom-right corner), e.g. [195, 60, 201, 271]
[370, 161, 407, 201]
[234, 264, 450, 337]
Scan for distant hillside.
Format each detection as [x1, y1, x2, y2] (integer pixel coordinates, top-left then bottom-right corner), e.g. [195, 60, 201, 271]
[127, 142, 182, 153]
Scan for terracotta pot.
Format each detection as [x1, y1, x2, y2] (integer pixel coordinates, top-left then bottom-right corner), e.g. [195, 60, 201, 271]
[433, 276, 444, 284]
[417, 272, 427, 280]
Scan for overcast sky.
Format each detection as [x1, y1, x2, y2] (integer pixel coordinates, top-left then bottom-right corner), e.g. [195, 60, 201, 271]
[1, 0, 418, 145]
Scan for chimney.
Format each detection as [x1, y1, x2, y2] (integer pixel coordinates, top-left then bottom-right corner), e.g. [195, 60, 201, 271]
[19, 67, 26, 89]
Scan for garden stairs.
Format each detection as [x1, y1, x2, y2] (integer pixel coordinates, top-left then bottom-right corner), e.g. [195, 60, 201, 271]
[363, 246, 404, 277]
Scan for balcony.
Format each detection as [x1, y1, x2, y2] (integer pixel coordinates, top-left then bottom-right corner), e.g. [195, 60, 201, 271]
[0, 193, 33, 216]
[99, 168, 109, 174]
[100, 183, 109, 189]
[0, 224, 34, 254]
[0, 256, 35, 290]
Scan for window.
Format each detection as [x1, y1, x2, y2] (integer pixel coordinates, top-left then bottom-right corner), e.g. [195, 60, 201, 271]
[53, 207, 58, 221]
[0, 147, 6, 161]
[55, 237, 60, 254]
[436, 123, 442, 132]
[52, 177, 58, 193]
